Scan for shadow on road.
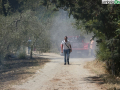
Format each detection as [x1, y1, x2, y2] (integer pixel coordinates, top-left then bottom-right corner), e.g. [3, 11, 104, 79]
[0, 56, 49, 89]
[84, 74, 120, 90]
[84, 76, 104, 84]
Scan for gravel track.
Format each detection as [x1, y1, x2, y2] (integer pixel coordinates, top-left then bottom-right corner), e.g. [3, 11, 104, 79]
[10, 53, 104, 90]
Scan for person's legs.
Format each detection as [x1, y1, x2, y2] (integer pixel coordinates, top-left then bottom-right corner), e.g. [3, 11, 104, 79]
[64, 50, 67, 65]
[28, 47, 30, 54]
[91, 49, 94, 57]
[67, 49, 70, 64]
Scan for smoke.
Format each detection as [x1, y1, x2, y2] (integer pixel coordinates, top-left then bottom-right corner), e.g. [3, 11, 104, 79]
[50, 9, 96, 58]
[50, 9, 80, 47]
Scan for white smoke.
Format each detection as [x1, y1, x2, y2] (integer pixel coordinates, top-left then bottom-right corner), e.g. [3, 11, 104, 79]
[50, 9, 96, 58]
[50, 10, 80, 46]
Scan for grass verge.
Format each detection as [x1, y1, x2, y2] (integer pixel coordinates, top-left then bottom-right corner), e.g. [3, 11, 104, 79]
[84, 60, 120, 90]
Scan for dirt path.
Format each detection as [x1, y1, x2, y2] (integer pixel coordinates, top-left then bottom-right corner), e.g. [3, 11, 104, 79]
[10, 53, 104, 90]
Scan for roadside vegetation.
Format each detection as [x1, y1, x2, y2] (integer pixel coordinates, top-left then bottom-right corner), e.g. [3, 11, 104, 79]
[1, 0, 120, 85]
[0, 0, 58, 65]
[85, 60, 120, 90]
[47, 0, 120, 76]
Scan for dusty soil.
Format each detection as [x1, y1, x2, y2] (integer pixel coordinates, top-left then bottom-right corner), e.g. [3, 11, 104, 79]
[2, 53, 105, 90]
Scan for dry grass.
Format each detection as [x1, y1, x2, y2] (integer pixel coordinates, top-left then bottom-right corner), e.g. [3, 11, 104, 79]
[84, 60, 120, 90]
[0, 57, 49, 90]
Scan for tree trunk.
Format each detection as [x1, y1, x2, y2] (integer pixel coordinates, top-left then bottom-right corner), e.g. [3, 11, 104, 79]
[0, 53, 1, 63]
[2, 0, 7, 16]
[0, 53, 3, 65]
[30, 45, 33, 59]
[111, 60, 115, 75]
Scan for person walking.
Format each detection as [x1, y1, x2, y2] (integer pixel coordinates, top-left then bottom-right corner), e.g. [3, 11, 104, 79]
[61, 36, 72, 65]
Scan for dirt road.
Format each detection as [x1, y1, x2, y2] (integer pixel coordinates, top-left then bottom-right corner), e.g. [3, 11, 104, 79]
[11, 53, 104, 90]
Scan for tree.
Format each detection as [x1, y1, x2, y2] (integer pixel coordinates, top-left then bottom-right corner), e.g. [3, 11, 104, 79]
[48, 0, 120, 75]
[0, 2, 57, 63]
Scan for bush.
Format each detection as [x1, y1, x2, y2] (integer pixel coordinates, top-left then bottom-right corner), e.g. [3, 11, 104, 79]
[96, 38, 120, 75]
[18, 52, 26, 59]
[96, 42, 111, 61]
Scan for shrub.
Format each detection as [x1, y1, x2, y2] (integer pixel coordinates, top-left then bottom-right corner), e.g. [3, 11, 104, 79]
[18, 52, 26, 59]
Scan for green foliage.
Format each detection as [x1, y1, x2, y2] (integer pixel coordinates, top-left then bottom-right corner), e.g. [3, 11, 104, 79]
[1, 0, 120, 75]
[0, 1, 57, 62]
[46, 0, 120, 75]
[18, 51, 26, 59]
[0, 0, 42, 16]
[96, 42, 111, 61]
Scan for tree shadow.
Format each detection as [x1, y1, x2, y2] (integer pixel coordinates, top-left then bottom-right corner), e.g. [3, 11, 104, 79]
[84, 76, 104, 85]
[0, 56, 50, 89]
[0, 71, 35, 82]
[84, 74, 120, 90]
[1, 57, 49, 72]
[99, 74, 120, 84]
